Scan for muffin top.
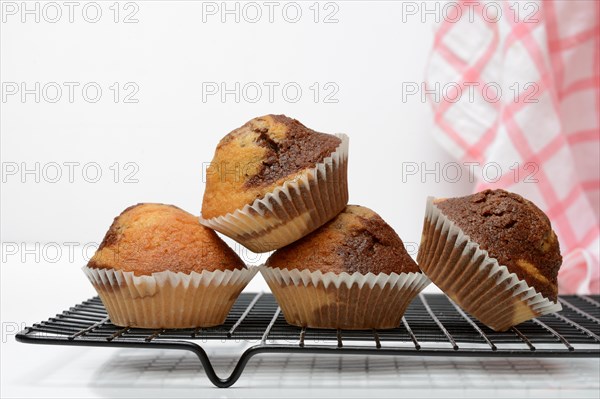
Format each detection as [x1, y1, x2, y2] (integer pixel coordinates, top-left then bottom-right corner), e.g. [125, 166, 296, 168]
[266, 205, 420, 275]
[87, 203, 245, 275]
[434, 189, 562, 301]
[202, 114, 341, 218]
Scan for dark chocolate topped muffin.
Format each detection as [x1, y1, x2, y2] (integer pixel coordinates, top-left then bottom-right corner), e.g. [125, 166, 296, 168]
[267, 205, 420, 275]
[433, 189, 561, 301]
[200, 114, 349, 253]
[241, 114, 340, 188]
[417, 189, 563, 332]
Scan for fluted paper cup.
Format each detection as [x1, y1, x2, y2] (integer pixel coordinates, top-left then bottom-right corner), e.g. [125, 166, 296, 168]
[200, 134, 349, 253]
[83, 266, 258, 328]
[260, 266, 430, 330]
[417, 197, 562, 331]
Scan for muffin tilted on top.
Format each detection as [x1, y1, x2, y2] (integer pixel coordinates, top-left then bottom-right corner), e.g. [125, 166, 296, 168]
[262, 205, 430, 330]
[84, 203, 257, 328]
[417, 189, 563, 331]
[200, 114, 349, 253]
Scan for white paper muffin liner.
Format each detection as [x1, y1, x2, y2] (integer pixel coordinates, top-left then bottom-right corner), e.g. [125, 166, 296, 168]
[83, 266, 258, 328]
[200, 134, 349, 253]
[417, 197, 562, 331]
[260, 266, 430, 330]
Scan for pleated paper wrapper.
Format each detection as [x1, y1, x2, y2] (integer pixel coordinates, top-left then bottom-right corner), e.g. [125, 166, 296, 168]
[260, 266, 430, 330]
[417, 197, 562, 332]
[83, 266, 258, 329]
[200, 134, 349, 253]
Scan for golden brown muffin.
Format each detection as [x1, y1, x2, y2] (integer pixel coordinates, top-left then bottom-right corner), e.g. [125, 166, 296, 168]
[417, 189, 563, 331]
[262, 205, 429, 330]
[88, 203, 245, 274]
[267, 205, 420, 275]
[200, 114, 349, 253]
[83, 203, 256, 329]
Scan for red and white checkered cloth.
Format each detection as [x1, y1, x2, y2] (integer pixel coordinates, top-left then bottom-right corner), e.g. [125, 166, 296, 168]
[426, 0, 599, 294]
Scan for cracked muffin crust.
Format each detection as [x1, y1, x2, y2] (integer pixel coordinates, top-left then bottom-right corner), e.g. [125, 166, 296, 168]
[202, 114, 342, 219]
[266, 205, 420, 275]
[83, 203, 255, 328]
[262, 205, 428, 329]
[416, 189, 563, 331]
[88, 203, 245, 275]
[199, 114, 349, 253]
[433, 189, 561, 301]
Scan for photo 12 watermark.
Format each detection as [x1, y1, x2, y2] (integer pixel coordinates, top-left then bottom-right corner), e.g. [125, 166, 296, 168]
[0, 240, 271, 267]
[401, 161, 539, 184]
[1, 241, 100, 264]
[1, 162, 140, 184]
[401, 81, 539, 104]
[403, 241, 420, 257]
[1, 82, 140, 104]
[400, 1, 539, 24]
[200, 1, 339, 23]
[201, 160, 345, 186]
[1, 1, 140, 23]
[2, 322, 29, 343]
[201, 81, 339, 104]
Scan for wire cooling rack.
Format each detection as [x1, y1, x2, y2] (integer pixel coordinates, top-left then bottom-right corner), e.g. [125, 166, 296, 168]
[16, 293, 600, 388]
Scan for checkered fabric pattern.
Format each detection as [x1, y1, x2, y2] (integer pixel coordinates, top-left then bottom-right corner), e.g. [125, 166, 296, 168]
[426, 0, 599, 293]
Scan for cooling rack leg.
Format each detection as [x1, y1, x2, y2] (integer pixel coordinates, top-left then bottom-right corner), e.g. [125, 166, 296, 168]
[187, 345, 263, 388]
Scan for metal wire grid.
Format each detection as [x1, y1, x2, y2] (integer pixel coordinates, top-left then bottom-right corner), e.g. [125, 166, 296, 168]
[16, 294, 600, 387]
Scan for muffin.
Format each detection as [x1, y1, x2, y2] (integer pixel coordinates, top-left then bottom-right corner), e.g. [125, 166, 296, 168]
[417, 189, 563, 331]
[261, 205, 430, 329]
[83, 203, 257, 328]
[200, 114, 349, 253]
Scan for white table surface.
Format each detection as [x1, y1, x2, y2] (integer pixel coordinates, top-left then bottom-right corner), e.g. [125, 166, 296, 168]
[2, 250, 599, 398]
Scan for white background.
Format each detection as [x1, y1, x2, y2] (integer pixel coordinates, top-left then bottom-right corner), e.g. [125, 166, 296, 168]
[1, 0, 472, 250]
[2, 1, 598, 398]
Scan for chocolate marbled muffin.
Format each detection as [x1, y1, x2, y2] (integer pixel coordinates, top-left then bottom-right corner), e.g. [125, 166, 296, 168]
[261, 205, 430, 330]
[83, 203, 257, 328]
[267, 206, 420, 275]
[200, 114, 349, 253]
[417, 189, 563, 331]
